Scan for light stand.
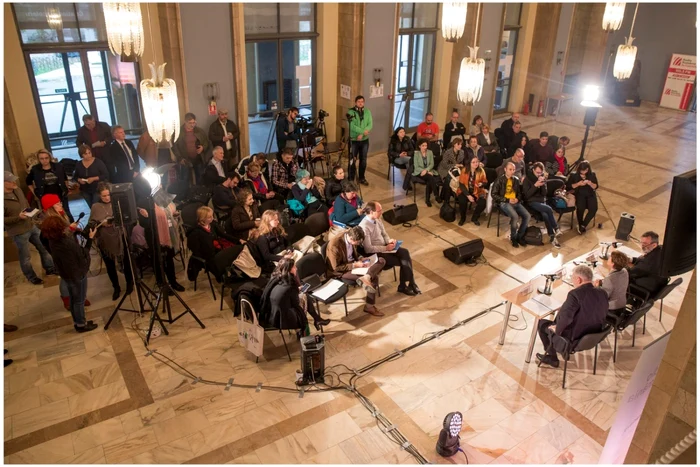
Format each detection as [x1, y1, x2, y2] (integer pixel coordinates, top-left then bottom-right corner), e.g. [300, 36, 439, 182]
[568, 85, 602, 175]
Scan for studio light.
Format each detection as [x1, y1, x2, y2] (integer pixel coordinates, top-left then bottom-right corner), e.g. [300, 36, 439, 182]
[602, 2, 626, 32]
[103, 2, 144, 62]
[441, 2, 468, 42]
[571, 85, 603, 170]
[141, 167, 161, 193]
[581, 84, 601, 107]
[436, 411, 462, 457]
[613, 3, 640, 81]
[456, 3, 484, 105]
[45, 5, 63, 31]
[141, 63, 181, 144]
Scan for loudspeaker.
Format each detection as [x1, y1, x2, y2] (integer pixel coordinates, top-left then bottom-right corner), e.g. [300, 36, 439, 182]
[443, 239, 484, 265]
[110, 183, 138, 226]
[615, 212, 635, 241]
[383, 203, 418, 225]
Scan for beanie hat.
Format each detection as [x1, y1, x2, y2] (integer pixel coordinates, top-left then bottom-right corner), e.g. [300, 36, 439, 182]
[41, 194, 61, 212]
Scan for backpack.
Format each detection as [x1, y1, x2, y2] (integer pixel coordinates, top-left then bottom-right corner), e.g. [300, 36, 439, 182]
[439, 199, 456, 223]
[522, 226, 544, 245]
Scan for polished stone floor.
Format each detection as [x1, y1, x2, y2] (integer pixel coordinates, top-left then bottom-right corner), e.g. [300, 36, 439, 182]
[3, 101, 695, 464]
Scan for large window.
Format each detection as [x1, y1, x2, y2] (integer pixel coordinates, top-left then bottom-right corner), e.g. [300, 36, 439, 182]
[244, 3, 317, 154]
[393, 3, 439, 131]
[494, 3, 522, 113]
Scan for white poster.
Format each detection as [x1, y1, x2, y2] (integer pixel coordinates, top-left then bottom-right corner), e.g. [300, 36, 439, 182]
[598, 332, 671, 464]
[340, 84, 351, 100]
[659, 54, 696, 111]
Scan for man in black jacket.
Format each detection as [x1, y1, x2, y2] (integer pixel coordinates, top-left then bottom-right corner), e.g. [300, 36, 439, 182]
[522, 162, 562, 248]
[525, 131, 555, 165]
[208, 109, 240, 169]
[276, 107, 299, 153]
[107, 126, 140, 183]
[627, 231, 668, 296]
[491, 162, 530, 248]
[536, 265, 609, 367]
[505, 121, 528, 155]
[212, 172, 240, 212]
[76, 114, 112, 161]
[443, 110, 466, 144]
[500, 112, 520, 147]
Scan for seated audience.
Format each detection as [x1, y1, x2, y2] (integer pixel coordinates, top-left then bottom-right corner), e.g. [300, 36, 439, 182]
[388, 127, 414, 168]
[212, 172, 241, 212]
[271, 148, 298, 198]
[500, 112, 520, 146]
[491, 162, 530, 248]
[508, 133, 529, 158]
[187, 206, 242, 274]
[259, 258, 330, 336]
[526, 131, 555, 165]
[359, 202, 420, 296]
[325, 165, 345, 206]
[238, 152, 269, 178]
[465, 135, 485, 165]
[498, 148, 526, 179]
[416, 112, 439, 142]
[243, 162, 280, 212]
[548, 135, 570, 152]
[326, 226, 386, 317]
[73, 145, 109, 206]
[291, 170, 327, 217]
[545, 144, 569, 179]
[537, 265, 609, 368]
[477, 124, 500, 154]
[203, 146, 227, 187]
[626, 231, 668, 296]
[412, 139, 440, 207]
[595, 250, 630, 316]
[443, 110, 466, 144]
[252, 210, 291, 273]
[504, 121, 527, 152]
[456, 156, 488, 226]
[229, 189, 261, 243]
[332, 181, 364, 226]
[566, 160, 598, 234]
[470, 114, 484, 136]
[522, 163, 562, 248]
[437, 138, 465, 203]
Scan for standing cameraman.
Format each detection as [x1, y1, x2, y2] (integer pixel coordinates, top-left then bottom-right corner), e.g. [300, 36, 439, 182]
[348, 96, 373, 186]
[276, 107, 299, 155]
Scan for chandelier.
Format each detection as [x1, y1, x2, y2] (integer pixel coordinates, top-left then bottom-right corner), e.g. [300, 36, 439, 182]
[45, 5, 62, 30]
[602, 2, 626, 32]
[613, 3, 639, 80]
[141, 63, 180, 144]
[103, 3, 144, 62]
[457, 4, 484, 104]
[441, 2, 468, 42]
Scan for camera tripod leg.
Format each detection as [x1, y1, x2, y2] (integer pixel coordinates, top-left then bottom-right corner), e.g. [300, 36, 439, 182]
[145, 293, 169, 346]
[169, 288, 206, 329]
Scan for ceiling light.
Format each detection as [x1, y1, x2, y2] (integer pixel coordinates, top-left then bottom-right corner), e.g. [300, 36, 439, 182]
[441, 2, 468, 42]
[103, 3, 144, 62]
[602, 2, 626, 32]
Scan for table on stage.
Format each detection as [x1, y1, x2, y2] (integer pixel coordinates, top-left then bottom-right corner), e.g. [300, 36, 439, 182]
[497, 245, 642, 363]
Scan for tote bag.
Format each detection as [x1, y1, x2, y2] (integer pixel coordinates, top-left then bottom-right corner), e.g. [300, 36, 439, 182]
[237, 297, 264, 357]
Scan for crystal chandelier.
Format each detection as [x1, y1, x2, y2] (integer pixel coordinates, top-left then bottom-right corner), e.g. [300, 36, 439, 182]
[441, 2, 468, 42]
[613, 3, 639, 80]
[45, 5, 62, 30]
[103, 3, 144, 62]
[602, 2, 626, 32]
[457, 4, 485, 104]
[141, 63, 180, 144]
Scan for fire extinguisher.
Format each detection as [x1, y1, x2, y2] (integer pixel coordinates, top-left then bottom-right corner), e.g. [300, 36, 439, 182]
[537, 99, 545, 118]
[522, 102, 530, 115]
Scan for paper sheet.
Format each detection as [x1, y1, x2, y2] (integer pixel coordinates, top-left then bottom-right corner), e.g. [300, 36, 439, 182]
[523, 293, 563, 315]
[351, 254, 378, 275]
[616, 245, 642, 259]
[311, 279, 344, 301]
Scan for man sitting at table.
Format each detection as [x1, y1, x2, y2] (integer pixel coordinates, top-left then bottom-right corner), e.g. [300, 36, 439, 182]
[627, 231, 668, 297]
[536, 265, 609, 368]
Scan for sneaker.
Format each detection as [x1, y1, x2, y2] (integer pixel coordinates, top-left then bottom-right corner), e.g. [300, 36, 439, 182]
[551, 237, 561, 249]
[30, 277, 44, 285]
[397, 285, 416, 296]
[356, 275, 377, 294]
[554, 228, 563, 237]
[511, 239, 520, 248]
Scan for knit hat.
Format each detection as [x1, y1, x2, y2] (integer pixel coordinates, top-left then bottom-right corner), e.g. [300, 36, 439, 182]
[296, 169, 310, 182]
[4, 171, 18, 182]
[41, 194, 61, 212]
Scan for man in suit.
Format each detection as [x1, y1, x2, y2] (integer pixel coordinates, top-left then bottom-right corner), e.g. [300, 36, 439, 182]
[107, 125, 140, 183]
[443, 110, 466, 144]
[208, 109, 240, 170]
[325, 226, 386, 317]
[536, 265, 609, 368]
[500, 112, 520, 141]
[76, 114, 112, 161]
[627, 231, 668, 296]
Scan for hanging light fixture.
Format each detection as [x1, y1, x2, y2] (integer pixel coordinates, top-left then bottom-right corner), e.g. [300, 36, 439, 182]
[457, 3, 485, 104]
[602, 2, 626, 32]
[613, 3, 639, 80]
[441, 2, 468, 42]
[45, 4, 63, 31]
[103, 3, 144, 62]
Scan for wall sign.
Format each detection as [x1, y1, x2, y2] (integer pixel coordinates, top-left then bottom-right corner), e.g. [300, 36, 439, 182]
[340, 84, 351, 100]
[659, 54, 696, 111]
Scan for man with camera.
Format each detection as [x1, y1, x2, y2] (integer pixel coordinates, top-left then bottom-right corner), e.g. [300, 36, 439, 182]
[276, 107, 299, 154]
[522, 162, 563, 248]
[348, 96, 373, 186]
[208, 109, 240, 170]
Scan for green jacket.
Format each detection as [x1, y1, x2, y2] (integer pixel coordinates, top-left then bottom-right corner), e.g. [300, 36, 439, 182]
[412, 150, 438, 176]
[348, 107, 373, 141]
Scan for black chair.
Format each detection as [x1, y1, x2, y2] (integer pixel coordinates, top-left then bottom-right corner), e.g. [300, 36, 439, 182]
[286, 223, 309, 245]
[179, 201, 205, 231]
[541, 324, 613, 388]
[387, 152, 408, 187]
[485, 152, 503, 169]
[305, 211, 330, 239]
[214, 245, 246, 311]
[494, 128, 508, 158]
[484, 167, 498, 190]
[187, 255, 217, 300]
[242, 296, 292, 363]
[404, 156, 427, 203]
[606, 300, 655, 362]
[546, 179, 575, 227]
[296, 252, 350, 316]
[629, 277, 682, 323]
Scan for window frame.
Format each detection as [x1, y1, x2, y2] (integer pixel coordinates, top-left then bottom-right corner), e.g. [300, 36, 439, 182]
[12, 3, 108, 47]
[494, 4, 523, 114]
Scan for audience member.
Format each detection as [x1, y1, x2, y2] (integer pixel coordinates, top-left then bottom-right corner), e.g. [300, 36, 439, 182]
[359, 202, 420, 296]
[470, 114, 484, 137]
[26, 149, 71, 220]
[626, 231, 668, 296]
[271, 148, 298, 198]
[498, 148, 526, 179]
[252, 210, 292, 273]
[491, 162, 530, 248]
[107, 125, 140, 183]
[348, 95, 372, 185]
[243, 162, 279, 211]
[331, 181, 364, 226]
[477, 124, 500, 154]
[526, 131, 555, 165]
[412, 139, 440, 207]
[500, 112, 520, 142]
[291, 170, 327, 217]
[504, 120, 526, 152]
[73, 145, 109, 206]
[522, 162, 562, 248]
[456, 156, 487, 226]
[213, 172, 240, 212]
[229, 189, 261, 243]
[326, 226, 386, 317]
[388, 127, 414, 168]
[546, 144, 569, 179]
[416, 112, 439, 142]
[208, 109, 240, 168]
[237, 153, 269, 178]
[203, 146, 228, 187]
[325, 166, 345, 206]
[437, 138, 465, 203]
[75, 114, 112, 161]
[187, 206, 242, 274]
[536, 265, 608, 368]
[595, 250, 629, 315]
[173, 112, 210, 184]
[443, 110, 466, 143]
[4, 171, 56, 285]
[508, 133, 529, 158]
[465, 135, 485, 165]
[276, 107, 299, 153]
[567, 160, 598, 234]
[548, 135, 570, 152]
[40, 216, 98, 333]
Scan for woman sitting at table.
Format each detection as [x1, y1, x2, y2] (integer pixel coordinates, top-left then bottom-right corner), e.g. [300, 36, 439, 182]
[252, 210, 293, 273]
[331, 181, 364, 227]
[595, 250, 629, 317]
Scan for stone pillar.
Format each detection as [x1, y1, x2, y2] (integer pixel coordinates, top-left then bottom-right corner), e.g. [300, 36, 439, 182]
[521, 4, 562, 109]
[565, 4, 608, 87]
[231, 3, 250, 158]
[336, 3, 365, 141]
[317, 3, 339, 143]
[446, 3, 479, 126]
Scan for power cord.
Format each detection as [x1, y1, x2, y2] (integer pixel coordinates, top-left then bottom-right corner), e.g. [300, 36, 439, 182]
[458, 447, 469, 464]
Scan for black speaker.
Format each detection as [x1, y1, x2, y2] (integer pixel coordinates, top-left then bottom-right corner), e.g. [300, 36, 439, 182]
[615, 212, 635, 241]
[110, 183, 138, 226]
[443, 239, 484, 265]
[383, 203, 418, 225]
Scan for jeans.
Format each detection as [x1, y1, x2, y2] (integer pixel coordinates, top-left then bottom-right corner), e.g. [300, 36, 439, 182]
[64, 276, 88, 327]
[576, 195, 598, 229]
[528, 201, 558, 236]
[59, 278, 69, 297]
[378, 247, 415, 286]
[11, 226, 54, 281]
[349, 139, 369, 181]
[499, 202, 531, 240]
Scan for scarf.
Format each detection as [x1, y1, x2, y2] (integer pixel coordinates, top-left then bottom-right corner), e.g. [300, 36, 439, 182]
[250, 174, 267, 195]
[91, 202, 123, 259]
[555, 155, 566, 174]
[298, 181, 318, 205]
[154, 205, 171, 248]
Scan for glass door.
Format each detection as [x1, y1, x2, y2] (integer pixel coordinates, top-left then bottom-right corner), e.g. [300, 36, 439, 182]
[246, 41, 280, 155]
[494, 30, 518, 112]
[394, 32, 435, 131]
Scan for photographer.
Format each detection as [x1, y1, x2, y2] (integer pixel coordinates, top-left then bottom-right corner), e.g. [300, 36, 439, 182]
[276, 107, 299, 153]
[348, 96, 373, 185]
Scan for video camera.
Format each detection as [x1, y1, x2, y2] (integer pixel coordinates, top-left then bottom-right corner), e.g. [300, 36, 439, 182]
[318, 109, 329, 121]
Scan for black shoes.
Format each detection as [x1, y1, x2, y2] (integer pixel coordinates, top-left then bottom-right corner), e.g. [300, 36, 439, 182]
[426, 200, 432, 207]
[435, 197, 443, 204]
[397, 285, 416, 296]
[359, 179, 369, 186]
[518, 237, 527, 247]
[511, 239, 520, 248]
[30, 277, 44, 285]
[112, 288, 121, 301]
[46, 269, 59, 276]
[170, 282, 185, 292]
[4, 359, 12, 367]
[473, 219, 481, 226]
[75, 322, 98, 333]
[125, 284, 134, 296]
[4, 324, 18, 333]
[314, 318, 331, 330]
[410, 283, 422, 295]
[458, 218, 466, 226]
[536, 353, 560, 368]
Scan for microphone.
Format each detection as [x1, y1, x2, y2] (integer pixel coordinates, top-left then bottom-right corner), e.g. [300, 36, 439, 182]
[599, 241, 622, 247]
[77, 212, 86, 221]
[599, 241, 622, 259]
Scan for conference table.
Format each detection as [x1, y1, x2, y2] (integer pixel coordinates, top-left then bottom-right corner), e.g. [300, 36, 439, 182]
[497, 245, 642, 363]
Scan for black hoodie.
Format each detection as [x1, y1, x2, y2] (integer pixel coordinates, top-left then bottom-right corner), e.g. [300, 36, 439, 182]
[521, 169, 547, 204]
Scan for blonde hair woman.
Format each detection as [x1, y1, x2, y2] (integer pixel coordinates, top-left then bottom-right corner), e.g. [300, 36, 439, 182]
[253, 209, 293, 273]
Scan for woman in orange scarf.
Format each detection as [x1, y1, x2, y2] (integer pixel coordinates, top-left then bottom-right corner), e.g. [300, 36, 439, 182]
[456, 156, 488, 226]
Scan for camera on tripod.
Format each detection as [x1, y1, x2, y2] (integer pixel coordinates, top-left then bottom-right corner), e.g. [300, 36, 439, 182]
[318, 109, 329, 121]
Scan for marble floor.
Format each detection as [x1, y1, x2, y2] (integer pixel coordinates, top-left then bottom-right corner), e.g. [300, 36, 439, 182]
[3, 101, 696, 464]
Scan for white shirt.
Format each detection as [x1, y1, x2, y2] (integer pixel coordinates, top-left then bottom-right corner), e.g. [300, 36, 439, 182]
[220, 120, 232, 150]
[359, 217, 391, 254]
[212, 159, 225, 177]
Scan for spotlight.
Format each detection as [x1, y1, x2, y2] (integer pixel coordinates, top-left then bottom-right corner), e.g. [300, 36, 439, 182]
[142, 167, 161, 194]
[436, 411, 462, 457]
[581, 84, 601, 106]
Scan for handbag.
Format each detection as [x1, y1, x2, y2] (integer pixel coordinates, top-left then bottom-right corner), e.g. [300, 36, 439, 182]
[565, 192, 576, 208]
[448, 167, 461, 194]
[233, 245, 261, 278]
[237, 297, 264, 357]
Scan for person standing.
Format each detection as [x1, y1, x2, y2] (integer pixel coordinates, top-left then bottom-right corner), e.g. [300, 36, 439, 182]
[276, 107, 299, 154]
[443, 111, 466, 144]
[25, 148, 71, 221]
[4, 171, 56, 284]
[75, 114, 112, 161]
[208, 109, 240, 169]
[73, 145, 109, 207]
[348, 96, 373, 186]
[172, 113, 210, 185]
[107, 125, 140, 183]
